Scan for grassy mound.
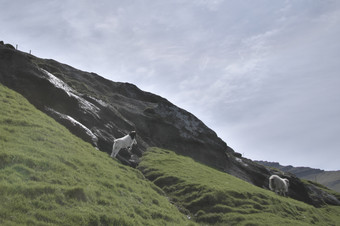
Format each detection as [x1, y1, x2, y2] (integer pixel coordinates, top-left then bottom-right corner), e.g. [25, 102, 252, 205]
[138, 147, 340, 225]
[0, 84, 194, 226]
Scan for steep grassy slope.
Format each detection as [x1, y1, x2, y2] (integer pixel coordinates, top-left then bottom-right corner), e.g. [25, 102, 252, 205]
[0, 84, 195, 226]
[138, 147, 340, 225]
[2, 45, 338, 207]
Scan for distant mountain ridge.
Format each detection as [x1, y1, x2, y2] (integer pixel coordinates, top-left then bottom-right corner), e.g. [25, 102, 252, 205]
[256, 161, 340, 193]
[1, 41, 339, 207]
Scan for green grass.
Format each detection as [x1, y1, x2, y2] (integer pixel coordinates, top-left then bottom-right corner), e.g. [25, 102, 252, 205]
[138, 147, 340, 226]
[2, 82, 340, 226]
[0, 84, 195, 226]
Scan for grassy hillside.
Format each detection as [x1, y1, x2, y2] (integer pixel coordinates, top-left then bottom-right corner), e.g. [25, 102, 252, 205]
[0, 84, 194, 226]
[138, 147, 340, 225]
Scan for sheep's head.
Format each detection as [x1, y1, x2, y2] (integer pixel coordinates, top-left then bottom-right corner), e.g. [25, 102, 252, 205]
[129, 131, 137, 139]
[284, 179, 290, 187]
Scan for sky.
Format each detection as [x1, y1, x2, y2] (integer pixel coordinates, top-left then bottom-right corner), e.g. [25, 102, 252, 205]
[1, 0, 340, 170]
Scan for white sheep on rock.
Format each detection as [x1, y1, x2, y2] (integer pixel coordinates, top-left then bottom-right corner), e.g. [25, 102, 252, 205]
[269, 175, 290, 196]
[110, 131, 137, 158]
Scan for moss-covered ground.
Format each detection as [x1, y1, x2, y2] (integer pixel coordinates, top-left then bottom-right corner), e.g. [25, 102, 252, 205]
[0, 84, 194, 226]
[138, 147, 340, 225]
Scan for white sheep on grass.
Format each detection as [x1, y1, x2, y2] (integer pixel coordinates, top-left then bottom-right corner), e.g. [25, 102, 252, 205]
[110, 131, 137, 158]
[269, 175, 290, 196]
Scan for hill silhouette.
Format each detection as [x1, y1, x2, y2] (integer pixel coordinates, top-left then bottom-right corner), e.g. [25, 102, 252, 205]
[0, 41, 339, 209]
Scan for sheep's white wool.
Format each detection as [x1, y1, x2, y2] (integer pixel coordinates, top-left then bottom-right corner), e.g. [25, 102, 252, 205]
[110, 132, 137, 158]
[269, 175, 289, 196]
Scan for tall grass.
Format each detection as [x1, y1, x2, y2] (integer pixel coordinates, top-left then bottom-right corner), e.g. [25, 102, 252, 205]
[0, 84, 195, 226]
[138, 147, 340, 225]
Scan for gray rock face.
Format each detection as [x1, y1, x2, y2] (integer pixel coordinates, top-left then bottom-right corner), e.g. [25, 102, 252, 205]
[0, 44, 339, 207]
[0, 40, 15, 49]
[0, 45, 230, 169]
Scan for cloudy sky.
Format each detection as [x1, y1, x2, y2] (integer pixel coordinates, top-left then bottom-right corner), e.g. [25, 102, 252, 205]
[1, 0, 340, 170]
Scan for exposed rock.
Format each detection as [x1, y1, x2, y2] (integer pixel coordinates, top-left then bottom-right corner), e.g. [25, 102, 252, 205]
[0, 44, 339, 207]
[45, 107, 98, 146]
[5, 44, 15, 49]
[0, 41, 16, 49]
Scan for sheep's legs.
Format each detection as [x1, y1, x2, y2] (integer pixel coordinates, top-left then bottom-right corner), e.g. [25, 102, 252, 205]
[111, 142, 119, 158]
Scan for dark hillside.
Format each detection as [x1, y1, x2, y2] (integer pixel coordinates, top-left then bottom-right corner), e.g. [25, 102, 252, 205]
[0, 41, 339, 207]
[0, 43, 231, 171]
[0, 83, 194, 225]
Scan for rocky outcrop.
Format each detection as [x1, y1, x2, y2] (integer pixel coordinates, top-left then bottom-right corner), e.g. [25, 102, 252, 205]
[0, 43, 339, 207]
[0, 44, 230, 170]
[0, 40, 15, 49]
